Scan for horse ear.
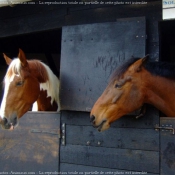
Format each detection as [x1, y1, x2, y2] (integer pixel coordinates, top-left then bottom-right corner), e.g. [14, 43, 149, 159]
[18, 48, 28, 67]
[134, 55, 149, 72]
[142, 54, 149, 63]
[3, 53, 12, 65]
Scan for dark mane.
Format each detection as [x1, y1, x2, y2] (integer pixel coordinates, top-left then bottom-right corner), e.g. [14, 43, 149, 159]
[110, 57, 140, 81]
[110, 57, 175, 82]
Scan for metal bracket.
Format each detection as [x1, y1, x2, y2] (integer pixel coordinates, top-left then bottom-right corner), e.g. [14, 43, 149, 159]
[61, 123, 66, 146]
[154, 124, 175, 135]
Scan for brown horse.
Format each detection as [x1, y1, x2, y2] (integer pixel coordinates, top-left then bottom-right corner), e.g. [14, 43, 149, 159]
[90, 56, 175, 131]
[0, 49, 60, 130]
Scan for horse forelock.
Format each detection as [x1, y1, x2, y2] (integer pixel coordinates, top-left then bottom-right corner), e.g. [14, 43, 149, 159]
[4, 58, 22, 82]
[4, 59, 49, 82]
[109, 57, 140, 83]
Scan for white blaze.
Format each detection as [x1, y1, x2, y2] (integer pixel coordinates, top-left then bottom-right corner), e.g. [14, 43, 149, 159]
[0, 75, 15, 119]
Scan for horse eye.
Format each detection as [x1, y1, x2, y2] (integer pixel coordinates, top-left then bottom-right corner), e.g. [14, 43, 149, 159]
[16, 81, 24, 86]
[115, 84, 122, 89]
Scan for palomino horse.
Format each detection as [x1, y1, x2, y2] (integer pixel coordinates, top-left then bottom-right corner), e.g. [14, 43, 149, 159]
[90, 56, 175, 131]
[0, 49, 60, 130]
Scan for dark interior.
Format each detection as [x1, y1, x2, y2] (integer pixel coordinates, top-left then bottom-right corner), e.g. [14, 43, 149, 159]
[0, 28, 62, 101]
[159, 19, 175, 62]
[159, 20, 175, 117]
[0, 28, 62, 76]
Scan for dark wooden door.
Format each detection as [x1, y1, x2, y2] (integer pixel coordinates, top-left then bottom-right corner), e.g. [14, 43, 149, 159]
[0, 112, 60, 175]
[60, 17, 160, 174]
[159, 117, 175, 175]
[60, 107, 159, 174]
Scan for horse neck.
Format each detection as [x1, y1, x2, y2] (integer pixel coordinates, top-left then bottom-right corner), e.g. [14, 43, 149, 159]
[143, 72, 175, 116]
[32, 82, 60, 111]
[35, 90, 58, 111]
[30, 61, 60, 111]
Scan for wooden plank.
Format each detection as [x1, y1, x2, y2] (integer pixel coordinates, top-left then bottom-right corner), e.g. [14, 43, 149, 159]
[0, 1, 161, 39]
[60, 163, 124, 173]
[65, 2, 161, 26]
[0, 7, 66, 37]
[61, 105, 159, 129]
[60, 163, 159, 175]
[0, 29, 61, 54]
[60, 145, 159, 174]
[60, 17, 146, 111]
[0, 3, 68, 20]
[65, 125, 159, 151]
[160, 117, 175, 175]
[0, 112, 60, 174]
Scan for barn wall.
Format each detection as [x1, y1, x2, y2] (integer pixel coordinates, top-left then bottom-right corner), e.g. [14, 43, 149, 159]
[0, 0, 161, 60]
[0, 0, 162, 102]
[0, 0, 162, 174]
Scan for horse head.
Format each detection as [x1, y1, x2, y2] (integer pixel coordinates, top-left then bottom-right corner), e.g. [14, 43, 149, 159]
[90, 56, 149, 132]
[0, 49, 40, 130]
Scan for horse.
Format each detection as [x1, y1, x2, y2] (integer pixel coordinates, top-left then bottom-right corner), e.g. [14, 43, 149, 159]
[90, 56, 175, 132]
[0, 49, 60, 130]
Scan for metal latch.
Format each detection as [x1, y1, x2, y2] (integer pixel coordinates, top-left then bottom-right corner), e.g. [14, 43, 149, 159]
[154, 124, 175, 135]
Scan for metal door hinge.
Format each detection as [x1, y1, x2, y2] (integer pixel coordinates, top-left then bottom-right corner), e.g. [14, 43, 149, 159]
[154, 124, 175, 135]
[61, 123, 66, 146]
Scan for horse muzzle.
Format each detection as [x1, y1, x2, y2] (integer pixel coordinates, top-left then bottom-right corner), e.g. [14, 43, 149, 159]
[90, 115, 109, 132]
[0, 115, 18, 130]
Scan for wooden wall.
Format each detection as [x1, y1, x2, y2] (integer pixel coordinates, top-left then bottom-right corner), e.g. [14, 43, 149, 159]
[0, 0, 162, 100]
[0, 0, 161, 59]
[60, 107, 160, 174]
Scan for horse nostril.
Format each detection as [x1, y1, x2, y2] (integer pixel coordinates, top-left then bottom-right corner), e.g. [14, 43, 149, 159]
[12, 116, 18, 126]
[90, 115, 95, 123]
[3, 117, 8, 124]
[14, 116, 17, 122]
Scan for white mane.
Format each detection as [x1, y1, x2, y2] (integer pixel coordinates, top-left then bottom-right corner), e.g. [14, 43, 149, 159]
[38, 62, 60, 111]
[31, 62, 60, 111]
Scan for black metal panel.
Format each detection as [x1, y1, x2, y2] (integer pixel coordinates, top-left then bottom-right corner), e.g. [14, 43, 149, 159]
[60, 17, 146, 111]
[0, 112, 60, 175]
[160, 118, 175, 175]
